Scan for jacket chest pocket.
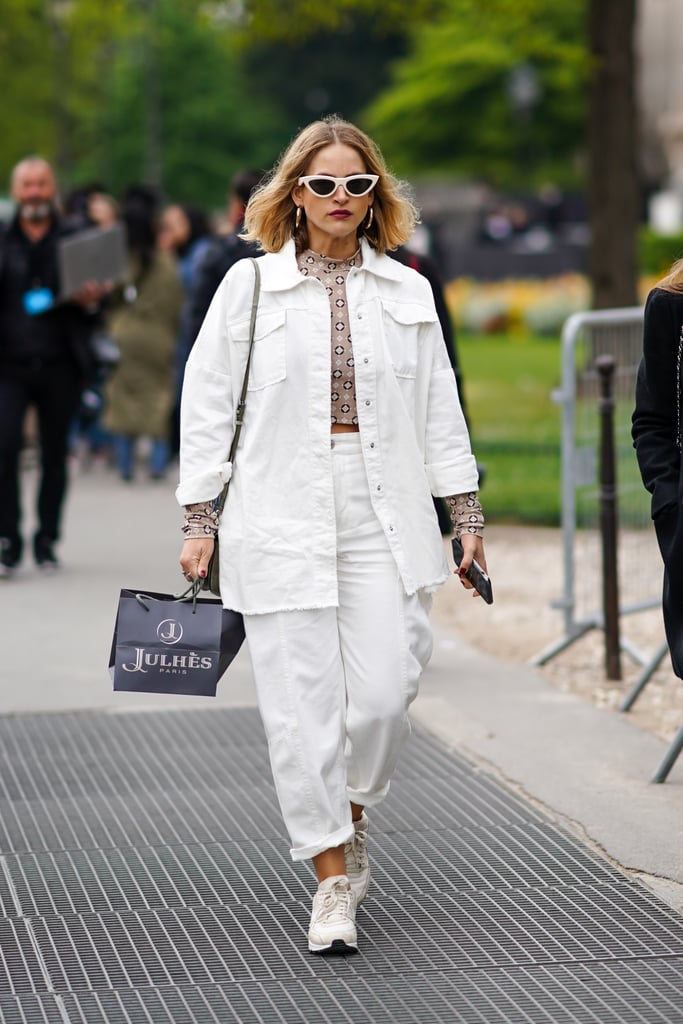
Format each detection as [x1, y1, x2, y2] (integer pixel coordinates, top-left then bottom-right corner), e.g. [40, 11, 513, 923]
[230, 309, 287, 390]
[381, 300, 437, 379]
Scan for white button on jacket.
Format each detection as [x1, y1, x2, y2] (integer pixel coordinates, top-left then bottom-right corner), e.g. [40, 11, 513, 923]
[176, 239, 479, 614]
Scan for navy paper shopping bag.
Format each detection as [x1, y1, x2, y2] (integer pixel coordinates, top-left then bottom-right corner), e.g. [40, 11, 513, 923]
[109, 588, 245, 696]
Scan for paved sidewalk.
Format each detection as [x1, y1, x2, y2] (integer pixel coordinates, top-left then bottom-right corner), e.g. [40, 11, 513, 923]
[0, 464, 681, 1021]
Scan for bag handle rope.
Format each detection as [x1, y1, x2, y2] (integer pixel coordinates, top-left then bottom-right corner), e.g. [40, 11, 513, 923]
[137, 577, 204, 614]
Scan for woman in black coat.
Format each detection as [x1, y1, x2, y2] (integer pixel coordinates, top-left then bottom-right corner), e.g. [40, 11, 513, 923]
[632, 266, 683, 675]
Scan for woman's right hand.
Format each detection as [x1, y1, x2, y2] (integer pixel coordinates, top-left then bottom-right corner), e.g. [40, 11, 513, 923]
[179, 536, 215, 583]
[455, 534, 488, 597]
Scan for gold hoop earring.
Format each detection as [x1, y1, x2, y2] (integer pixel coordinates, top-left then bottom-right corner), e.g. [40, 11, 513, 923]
[295, 206, 303, 230]
[365, 206, 374, 230]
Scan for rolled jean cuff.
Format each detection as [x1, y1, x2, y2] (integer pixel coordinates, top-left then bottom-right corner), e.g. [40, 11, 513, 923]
[289, 822, 355, 863]
[346, 781, 391, 808]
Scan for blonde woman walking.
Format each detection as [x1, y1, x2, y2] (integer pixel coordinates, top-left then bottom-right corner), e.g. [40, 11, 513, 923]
[178, 117, 486, 954]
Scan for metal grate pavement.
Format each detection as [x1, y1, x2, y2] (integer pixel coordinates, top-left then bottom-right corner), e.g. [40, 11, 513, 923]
[0, 707, 681, 1022]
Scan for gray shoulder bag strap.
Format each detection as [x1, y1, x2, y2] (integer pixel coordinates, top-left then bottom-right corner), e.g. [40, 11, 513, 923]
[215, 257, 261, 516]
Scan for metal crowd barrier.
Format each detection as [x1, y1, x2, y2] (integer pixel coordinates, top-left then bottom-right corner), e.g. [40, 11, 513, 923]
[529, 305, 683, 780]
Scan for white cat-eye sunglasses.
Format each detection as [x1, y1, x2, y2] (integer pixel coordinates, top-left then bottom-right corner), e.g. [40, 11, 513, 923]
[297, 174, 379, 198]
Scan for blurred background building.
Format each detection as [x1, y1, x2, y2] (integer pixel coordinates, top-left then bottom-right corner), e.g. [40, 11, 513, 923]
[638, 0, 683, 231]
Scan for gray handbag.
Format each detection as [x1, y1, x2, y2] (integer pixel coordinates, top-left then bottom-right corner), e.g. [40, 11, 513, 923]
[205, 257, 261, 597]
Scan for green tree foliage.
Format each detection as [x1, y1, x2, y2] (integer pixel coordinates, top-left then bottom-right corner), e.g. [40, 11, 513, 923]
[236, 0, 450, 140]
[0, 1, 130, 184]
[86, 0, 285, 205]
[243, 17, 408, 133]
[0, 0, 592, 207]
[363, 0, 588, 186]
[58, 0, 131, 183]
[0, 1, 65, 177]
[237, 0, 446, 40]
[0, 0, 285, 207]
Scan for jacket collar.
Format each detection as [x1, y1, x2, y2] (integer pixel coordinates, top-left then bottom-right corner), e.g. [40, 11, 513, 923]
[359, 238, 404, 282]
[258, 240, 302, 292]
[259, 237, 404, 291]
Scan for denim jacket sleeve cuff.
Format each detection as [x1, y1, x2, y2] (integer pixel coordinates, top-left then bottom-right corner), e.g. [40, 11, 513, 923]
[175, 461, 232, 506]
[426, 454, 479, 496]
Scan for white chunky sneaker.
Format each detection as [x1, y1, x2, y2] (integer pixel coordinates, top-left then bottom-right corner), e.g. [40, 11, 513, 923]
[344, 813, 371, 905]
[307, 875, 358, 954]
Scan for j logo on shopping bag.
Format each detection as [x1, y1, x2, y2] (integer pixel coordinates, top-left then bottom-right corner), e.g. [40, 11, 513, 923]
[157, 619, 183, 644]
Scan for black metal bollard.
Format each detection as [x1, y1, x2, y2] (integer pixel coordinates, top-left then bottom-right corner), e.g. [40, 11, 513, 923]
[595, 354, 621, 680]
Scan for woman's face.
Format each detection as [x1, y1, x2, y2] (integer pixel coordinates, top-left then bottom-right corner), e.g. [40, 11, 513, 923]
[88, 193, 117, 228]
[158, 205, 190, 251]
[291, 142, 374, 257]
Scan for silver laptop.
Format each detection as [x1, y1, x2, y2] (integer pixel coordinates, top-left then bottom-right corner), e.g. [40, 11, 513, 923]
[58, 223, 128, 299]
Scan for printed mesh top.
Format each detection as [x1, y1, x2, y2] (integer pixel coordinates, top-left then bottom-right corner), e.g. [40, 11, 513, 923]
[296, 247, 360, 426]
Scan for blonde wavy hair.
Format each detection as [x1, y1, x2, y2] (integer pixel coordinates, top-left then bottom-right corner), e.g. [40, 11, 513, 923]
[242, 117, 419, 255]
[657, 258, 683, 293]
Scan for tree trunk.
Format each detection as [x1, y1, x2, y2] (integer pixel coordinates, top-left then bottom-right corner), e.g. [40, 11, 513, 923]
[588, 0, 639, 309]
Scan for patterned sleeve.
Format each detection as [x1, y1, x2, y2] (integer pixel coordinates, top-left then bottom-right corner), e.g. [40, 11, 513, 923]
[182, 501, 219, 538]
[444, 492, 485, 538]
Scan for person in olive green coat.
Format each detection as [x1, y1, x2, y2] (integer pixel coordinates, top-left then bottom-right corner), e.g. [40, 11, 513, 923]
[105, 197, 183, 480]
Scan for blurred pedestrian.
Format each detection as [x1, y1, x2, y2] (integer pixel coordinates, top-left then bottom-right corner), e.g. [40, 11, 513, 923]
[158, 203, 213, 456]
[62, 183, 100, 229]
[104, 194, 183, 481]
[0, 156, 106, 576]
[178, 118, 486, 954]
[158, 203, 212, 290]
[88, 191, 119, 229]
[184, 170, 263, 351]
[633, 264, 683, 676]
[68, 188, 121, 467]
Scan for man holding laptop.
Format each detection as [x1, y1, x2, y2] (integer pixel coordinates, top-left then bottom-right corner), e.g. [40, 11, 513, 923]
[0, 156, 109, 576]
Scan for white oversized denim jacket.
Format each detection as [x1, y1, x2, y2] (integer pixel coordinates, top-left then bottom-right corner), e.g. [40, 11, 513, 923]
[176, 238, 479, 613]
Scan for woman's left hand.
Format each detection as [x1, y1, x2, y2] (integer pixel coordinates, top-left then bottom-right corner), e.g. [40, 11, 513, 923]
[455, 534, 487, 597]
[179, 536, 214, 584]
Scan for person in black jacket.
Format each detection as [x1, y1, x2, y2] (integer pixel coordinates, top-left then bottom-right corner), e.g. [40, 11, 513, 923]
[633, 263, 683, 676]
[0, 156, 104, 576]
[184, 170, 263, 352]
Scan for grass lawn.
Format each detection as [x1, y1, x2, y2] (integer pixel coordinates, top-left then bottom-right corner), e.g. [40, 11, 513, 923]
[457, 333, 563, 525]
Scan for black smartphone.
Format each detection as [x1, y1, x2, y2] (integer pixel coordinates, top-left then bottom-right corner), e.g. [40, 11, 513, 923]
[451, 537, 494, 605]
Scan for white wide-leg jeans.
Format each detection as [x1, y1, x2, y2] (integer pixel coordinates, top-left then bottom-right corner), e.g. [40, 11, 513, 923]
[244, 432, 434, 861]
